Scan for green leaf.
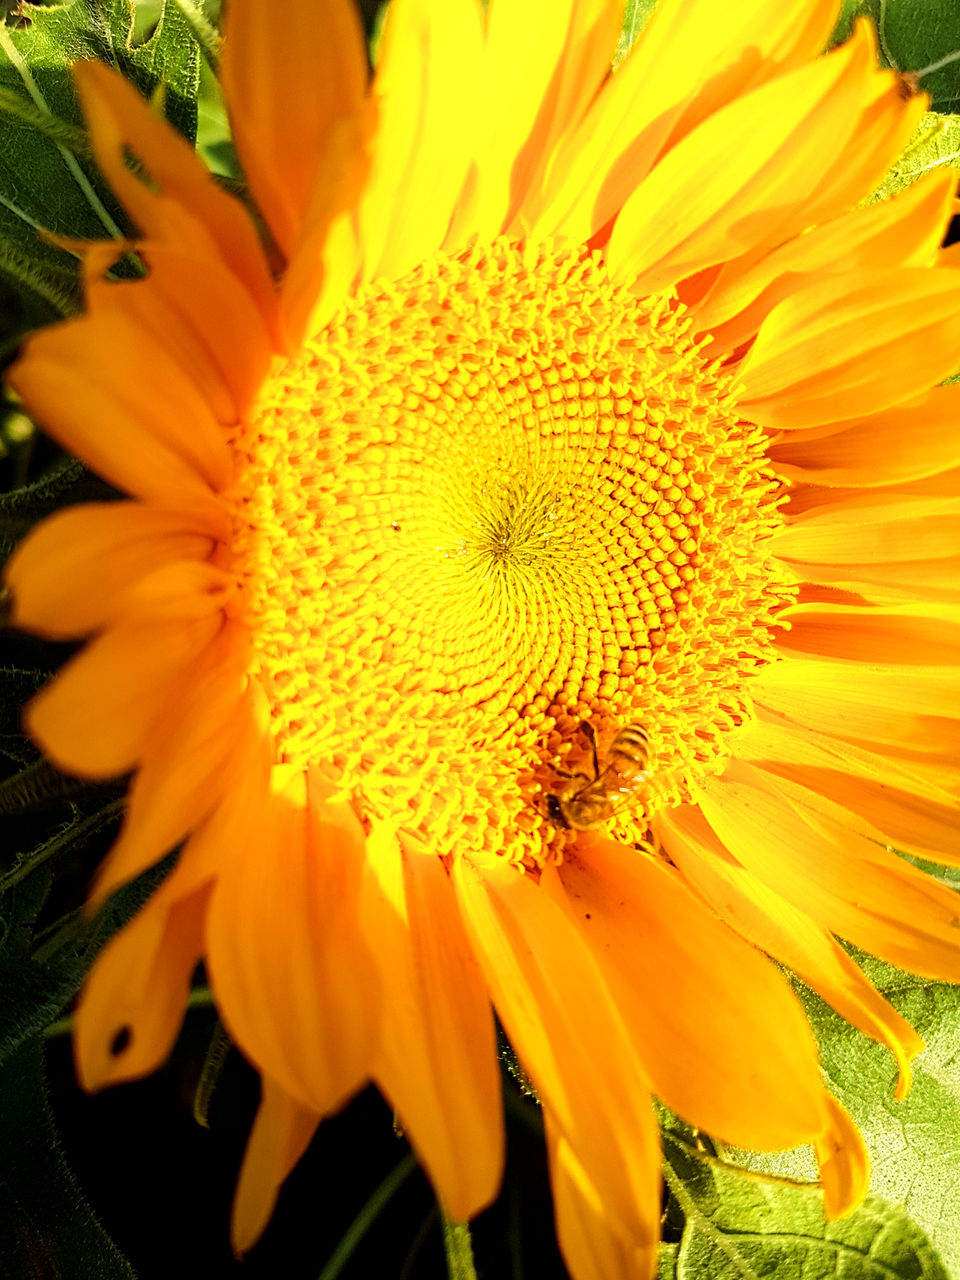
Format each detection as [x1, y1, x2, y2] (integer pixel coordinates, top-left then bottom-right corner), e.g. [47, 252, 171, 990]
[868, 112, 960, 202]
[117, 0, 202, 142]
[614, 0, 658, 68]
[0, 458, 118, 559]
[0, 1036, 135, 1280]
[0, 667, 46, 764]
[662, 1129, 949, 1280]
[724, 954, 960, 1276]
[0, 757, 123, 814]
[833, 1, 960, 111]
[0, 0, 204, 349]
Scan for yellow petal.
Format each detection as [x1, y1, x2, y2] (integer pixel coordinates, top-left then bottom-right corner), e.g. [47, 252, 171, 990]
[503, 0, 625, 236]
[531, 0, 840, 243]
[804, 71, 928, 232]
[231, 1077, 319, 1254]
[205, 768, 378, 1115]
[790, 555, 960, 606]
[279, 113, 372, 347]
[607, 30, 870, 293]
[453, 856, 660, 1251]
[694, 767, 960, 981]
[695, 168, 957, 354]
[221, 0, 367, 257]
[449, 0, 575, 246]
[660, 803, 924, 1101]
[755, 655, 960, 757]
[26, 612, 224, 778]
[770, 385, 960, 487]
[737, 268, 960, 429]
[364, 827, 503, 1221]
[357, 0, 482, 282]
[544, 834, 827, 1150]
[546, 1115, 657, 1280]
[4, 502, 214, 639]
[73, 61, 275, 324]
[774, 492, 960, 563]
[734, 710, 960, 866]
[74, 878, 211, 1090]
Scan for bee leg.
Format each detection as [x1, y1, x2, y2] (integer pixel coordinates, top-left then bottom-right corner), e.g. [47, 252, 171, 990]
[579, 719, 600, 779]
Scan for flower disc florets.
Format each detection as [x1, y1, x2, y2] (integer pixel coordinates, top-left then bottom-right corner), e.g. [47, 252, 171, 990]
[227, 240, 794, 866]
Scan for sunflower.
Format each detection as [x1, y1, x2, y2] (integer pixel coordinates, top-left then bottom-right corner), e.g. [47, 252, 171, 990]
[5, 0, 960, 1274]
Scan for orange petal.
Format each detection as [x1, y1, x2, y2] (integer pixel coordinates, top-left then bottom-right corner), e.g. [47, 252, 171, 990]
[774, 492, 960, 564]
[814, 1095, 869, 1220]
[694, 767, 960, 981]
[737, 268, 960, 429]
[660, 803, 924, 1101]
[9, 287, 234, 498]
[89, 629, 253, 904]
[87, 244, 274, 422]
[770, 385, 960, 488]
[358, 0, 482, 282]
[776, 600, 960, 665]
[531, 0, 840, 243]
[695, 168, 957, 355]
[543, 834, 827, 1150]
[789, 555, 960, 606]
[221, 0, 367, 258]
[607, 30, 871, 294]
[755, 655, 960, 757]
[760, 758, 960, 866]
[231, 1076, 320, 1255]
[734, 710, 960, 866]
[205, 767, 378, 1116]
[26, 612, 224, 778]
[546, 1114, 657, 1280]
[453, 856, 661, 1252]
[363, 827, 503, 1221]
[4, 502, 214, 639]
[749, 706, 958, 804]
[74, 877, 211, 1090]
[73, 61, 275, 325]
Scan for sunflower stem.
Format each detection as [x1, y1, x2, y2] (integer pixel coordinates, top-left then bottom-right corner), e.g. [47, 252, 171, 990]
[440, 1213, 478, 1280]
[317, 1151, 418, 1280]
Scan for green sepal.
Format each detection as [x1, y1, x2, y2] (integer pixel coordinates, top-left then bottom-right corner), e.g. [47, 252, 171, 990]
[0, 757, 126, 814]
[0, 1036, 135, 1280]
[0, 837, 172, 1069]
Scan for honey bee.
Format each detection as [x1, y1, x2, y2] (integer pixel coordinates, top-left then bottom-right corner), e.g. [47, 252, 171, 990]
[545, 720, 652, 830]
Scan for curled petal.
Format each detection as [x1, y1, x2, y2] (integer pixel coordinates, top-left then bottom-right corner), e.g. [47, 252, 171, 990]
[232, 1077, 320, 1255]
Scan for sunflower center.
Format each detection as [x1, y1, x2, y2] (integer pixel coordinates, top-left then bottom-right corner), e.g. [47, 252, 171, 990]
[227, 240, 794, 866]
